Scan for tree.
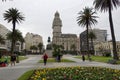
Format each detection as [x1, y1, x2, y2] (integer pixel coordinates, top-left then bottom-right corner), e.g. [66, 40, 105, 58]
[77, 7, 98, 60]
[30, 46, 34, 53]
[6, 29, 23, 43]
[3, 8, 25, 54]
[70, 44, 76, 51]
[52, 44, 63, 62]
[88, 31, 96, 55]
[38, 43, 43, 54]
[30, 45, 37, 53]
[19, 36, 25, 51]
[6, 29, 24, 53]
[6, 29, 24, 50]
[6, 29, 24, 63]
[93, 0, 120, 60]
[0, 35, 5, 44]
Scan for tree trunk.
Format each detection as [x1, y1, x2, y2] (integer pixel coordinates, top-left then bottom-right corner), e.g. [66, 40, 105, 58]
[21, 42, 23, 50]
[91, 38, 95, 55]
[108, 4, 119, 60]
[86, 23, 91, 60]
[11, 21, 16, 54]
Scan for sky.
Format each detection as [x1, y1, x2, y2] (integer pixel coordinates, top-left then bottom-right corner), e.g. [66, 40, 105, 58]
[0, 0, 120, 46]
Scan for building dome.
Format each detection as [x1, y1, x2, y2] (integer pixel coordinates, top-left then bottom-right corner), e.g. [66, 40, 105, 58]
[52, 11, 62, 27]
[55, 11, 59, 17]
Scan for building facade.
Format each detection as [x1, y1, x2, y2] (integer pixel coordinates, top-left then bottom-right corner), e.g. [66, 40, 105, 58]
[0, 24, 11, 51]
[24, 32, 43, 51]
[80, 28, 107, 54]
[52, 11, 80, 51]
[94, 41, 120, 56]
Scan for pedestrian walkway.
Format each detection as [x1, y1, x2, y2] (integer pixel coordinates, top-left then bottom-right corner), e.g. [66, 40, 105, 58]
[0, 55, 120, 80]
[62, 55, 120, 70]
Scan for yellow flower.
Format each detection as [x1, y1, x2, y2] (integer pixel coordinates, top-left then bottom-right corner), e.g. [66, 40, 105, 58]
[42, 78, 46, 80]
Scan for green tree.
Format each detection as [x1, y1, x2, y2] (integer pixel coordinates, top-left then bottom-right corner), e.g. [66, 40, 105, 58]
[77, 7, 98, 60]
[3, 8, 25, 54]
[93, 0, 120, 60]
[6, 29, 23, 43]
[38, 43, 43, 54]
[6, 29, 24, 63]
[88, 31, 96, 55]
[30, 45, 37, 53]
[19, 36, 25, 51]
[30, 46, 34, 53]
[70, 44, 76, 51]
[52, 44, 63, 61]
[0, 35, 5, 44]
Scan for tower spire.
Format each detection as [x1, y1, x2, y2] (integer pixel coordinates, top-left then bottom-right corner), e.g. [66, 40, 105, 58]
[52, 11, 62, 28]
[52, 11, 62, 37]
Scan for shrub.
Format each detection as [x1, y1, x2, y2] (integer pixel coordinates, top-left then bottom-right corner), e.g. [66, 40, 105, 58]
[103, 52, 111, 57]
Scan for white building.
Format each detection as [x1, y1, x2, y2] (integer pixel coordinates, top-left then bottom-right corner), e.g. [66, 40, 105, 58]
[0, 24, 11, 51]
[94, 41, 120, 56]
[24, 32, 43, 51]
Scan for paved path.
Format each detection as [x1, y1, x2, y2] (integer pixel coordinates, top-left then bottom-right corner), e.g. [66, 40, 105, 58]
[0, 55, 120, 80]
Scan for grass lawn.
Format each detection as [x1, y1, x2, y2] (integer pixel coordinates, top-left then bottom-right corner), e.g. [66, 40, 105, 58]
[39, 58, 75, 63]
[18, 70, 34, 80]
[19, 56, 28, 61]
[75, 56, 112, 63]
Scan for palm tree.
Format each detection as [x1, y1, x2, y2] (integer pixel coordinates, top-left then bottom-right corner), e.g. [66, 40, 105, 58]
[3, 8, 24, 54]
[6, 29, 23, 63]
[77, 7, 98, 60]
[19, 36, 25, 51]
[88, 31, 96, 55]
[0, 35, 5, 44]
[93, 0, 120, 60]
[6, 29, 23, 43]
[38, 43, 43, 54]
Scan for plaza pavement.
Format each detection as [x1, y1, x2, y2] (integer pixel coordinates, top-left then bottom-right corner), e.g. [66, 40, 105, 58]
[0, 54, 120, 80]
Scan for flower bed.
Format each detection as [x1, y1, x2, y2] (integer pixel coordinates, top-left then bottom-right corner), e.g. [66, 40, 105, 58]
[30, 66, 120, 80]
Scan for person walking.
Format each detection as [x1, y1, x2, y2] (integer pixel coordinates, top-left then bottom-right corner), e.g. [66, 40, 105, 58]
[82, 54, 85, 61]
[42, 53, 48, 65]
[10, 54, 16, 66]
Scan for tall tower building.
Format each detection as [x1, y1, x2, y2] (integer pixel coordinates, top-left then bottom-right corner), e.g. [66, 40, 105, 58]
[52, 11, 62, 44]
[52, 11, 79, 52]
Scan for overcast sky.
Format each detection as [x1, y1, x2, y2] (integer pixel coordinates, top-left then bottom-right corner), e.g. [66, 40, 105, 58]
[0, 0, 120, 46]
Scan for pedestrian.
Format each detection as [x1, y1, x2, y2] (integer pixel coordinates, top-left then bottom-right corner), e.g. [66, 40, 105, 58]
[10, 54, 16, 66]
[57, 55, 61, 62]
[42, 53, 48, 65]
[82, 54, 85, 61]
